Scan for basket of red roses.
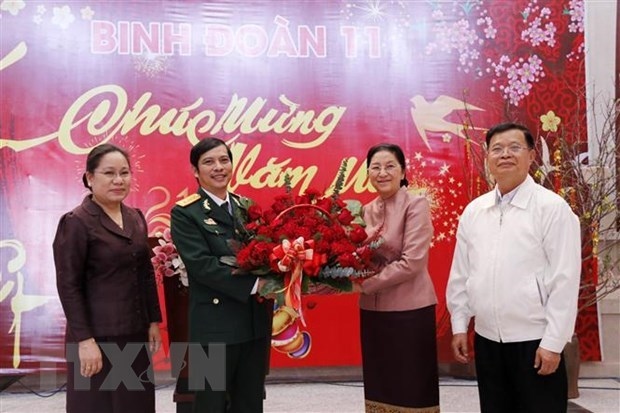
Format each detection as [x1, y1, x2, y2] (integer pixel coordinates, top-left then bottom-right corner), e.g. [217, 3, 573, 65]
[223, 170, 380, 358]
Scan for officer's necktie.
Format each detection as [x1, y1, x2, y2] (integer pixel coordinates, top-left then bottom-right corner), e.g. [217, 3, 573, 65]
[221, 201, 231, 216]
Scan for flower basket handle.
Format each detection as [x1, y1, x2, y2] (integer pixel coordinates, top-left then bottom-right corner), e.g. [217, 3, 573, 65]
[274, 203, 334, 224]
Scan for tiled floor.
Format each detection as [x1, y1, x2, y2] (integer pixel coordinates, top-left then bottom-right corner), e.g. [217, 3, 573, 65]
[1, 375, 618, 412]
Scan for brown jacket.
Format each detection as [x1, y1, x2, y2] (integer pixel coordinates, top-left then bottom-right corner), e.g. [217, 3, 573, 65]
[360, 187, 437, 311]
[53, 196, 162, 342]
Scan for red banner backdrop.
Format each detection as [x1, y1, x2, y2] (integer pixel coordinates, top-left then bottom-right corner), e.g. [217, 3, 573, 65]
[1, 0, 597, 374]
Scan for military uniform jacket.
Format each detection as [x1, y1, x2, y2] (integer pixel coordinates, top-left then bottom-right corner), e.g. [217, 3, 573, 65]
[170, 190, 271, 345]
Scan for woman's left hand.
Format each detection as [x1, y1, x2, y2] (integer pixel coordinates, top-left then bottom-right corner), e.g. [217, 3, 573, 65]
[148, 323, 162, 353]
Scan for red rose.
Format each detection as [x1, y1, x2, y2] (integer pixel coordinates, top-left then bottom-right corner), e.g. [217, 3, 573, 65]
[304, 188, 322, 200]
[247, 204, 263, 221]
[314, 238, 331, 252]
[331, 242, 355, 255]
[337, 252, 358, 268]
[349, 225, 368, 243]
[315, 197, 333, 214]
[337, 209, 354, 225]
[295, 193, 311, 205]
[272, 195, 294, 214]
[263, 210, 277, 223]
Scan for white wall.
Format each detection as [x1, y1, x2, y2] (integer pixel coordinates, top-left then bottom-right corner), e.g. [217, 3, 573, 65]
[583, 0, 620, 377]
[585, 0, 617, 155]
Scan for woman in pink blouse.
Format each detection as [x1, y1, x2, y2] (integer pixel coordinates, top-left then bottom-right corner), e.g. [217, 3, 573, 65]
[355, 143, 440, 412]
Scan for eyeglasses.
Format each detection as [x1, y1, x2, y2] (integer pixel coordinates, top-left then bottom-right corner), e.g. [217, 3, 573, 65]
[488, 145, 531, 156]
[95, 170, 131, 180]
[368, 164, 399, 175]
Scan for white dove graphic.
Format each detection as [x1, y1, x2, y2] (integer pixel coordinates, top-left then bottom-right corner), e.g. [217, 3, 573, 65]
[410, 95, 485, 151]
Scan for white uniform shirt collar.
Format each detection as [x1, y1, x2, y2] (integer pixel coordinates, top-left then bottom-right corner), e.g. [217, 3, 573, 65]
[201, 188, 229, 207]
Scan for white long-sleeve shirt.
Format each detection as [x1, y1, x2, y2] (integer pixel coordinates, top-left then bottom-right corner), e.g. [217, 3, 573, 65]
[446, 175, 581, 353]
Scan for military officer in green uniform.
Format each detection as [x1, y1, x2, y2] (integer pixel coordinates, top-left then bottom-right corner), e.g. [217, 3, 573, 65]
[171, 137, 272, 413]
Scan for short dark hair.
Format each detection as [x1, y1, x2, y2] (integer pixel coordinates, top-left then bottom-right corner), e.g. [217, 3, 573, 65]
[190, 137, 233, 169]
[82, 143, 130, 190]
[366, 142, 409, 188]
[485, 122, 535, 148]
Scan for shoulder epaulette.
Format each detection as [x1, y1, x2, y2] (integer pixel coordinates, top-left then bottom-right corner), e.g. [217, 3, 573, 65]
[230, 192, 241, 206]
[176, 193, 201, 207]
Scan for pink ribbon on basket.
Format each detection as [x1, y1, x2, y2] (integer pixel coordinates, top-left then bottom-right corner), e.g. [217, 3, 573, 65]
[270, 237, 316, 326]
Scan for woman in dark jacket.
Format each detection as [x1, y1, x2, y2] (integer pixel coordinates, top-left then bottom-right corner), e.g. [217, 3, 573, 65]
[53, 143, 162, 413]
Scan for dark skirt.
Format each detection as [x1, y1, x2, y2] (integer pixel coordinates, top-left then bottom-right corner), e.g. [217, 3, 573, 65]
[361, 305, 440, 412]
[65, 332, 155, 413]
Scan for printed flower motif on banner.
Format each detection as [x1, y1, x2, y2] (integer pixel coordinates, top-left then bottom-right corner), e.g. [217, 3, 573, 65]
[423, 0, 584, 106]
[520, 5, 557, 47]
[566, 0, 585, 33]
[339, 0, 584, 107]
[51, 5, 75, 29]
[80, 6, 95, 20]
[490, 54, 544, 106]
[151, 228, 188, 288]
[540, 110, 561, 132]
[0, 0, 25, 16]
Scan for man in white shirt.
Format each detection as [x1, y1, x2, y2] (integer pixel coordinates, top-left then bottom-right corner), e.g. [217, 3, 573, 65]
[446, 123, 581, 412]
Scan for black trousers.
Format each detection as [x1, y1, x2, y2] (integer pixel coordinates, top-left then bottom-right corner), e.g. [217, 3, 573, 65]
[474, 333, 568, 413]
[192, 337, 268, 413]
